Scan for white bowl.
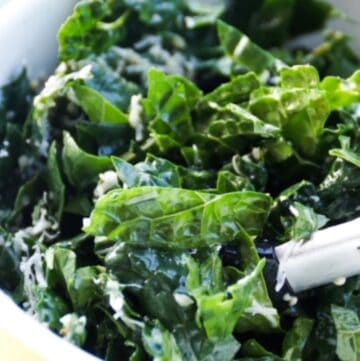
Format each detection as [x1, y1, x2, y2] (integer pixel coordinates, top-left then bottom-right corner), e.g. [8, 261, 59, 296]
[0, 0, 78, 86]
[0, 291, 101, 361]
[0, 3, 101, 359]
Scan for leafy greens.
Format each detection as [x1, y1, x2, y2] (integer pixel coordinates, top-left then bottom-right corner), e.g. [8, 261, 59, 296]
[1, 1, 360, 361]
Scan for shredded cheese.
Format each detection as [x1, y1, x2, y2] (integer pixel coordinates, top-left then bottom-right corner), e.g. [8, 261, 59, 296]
[128, 94, 144, 141]
[93, 171, 119, 199]
[105, 279, 143, 330]
[283, 293, 298, 307]
[173, 292, 194, 307]
[60, 313, 87, 342]
[245, 300, 279, 327]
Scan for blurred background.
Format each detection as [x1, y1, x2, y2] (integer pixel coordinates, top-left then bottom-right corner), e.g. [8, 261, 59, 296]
[327, 0, 360, 50]
[1, 0, 360, 99]
[1, 0, 359, 47]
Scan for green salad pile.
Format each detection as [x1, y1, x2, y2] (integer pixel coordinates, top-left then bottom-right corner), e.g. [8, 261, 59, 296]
[1, 1, 360, 360]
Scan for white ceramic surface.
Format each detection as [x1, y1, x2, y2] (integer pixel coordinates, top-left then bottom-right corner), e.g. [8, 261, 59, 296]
[0, 291, 101, 361]
[329, 0, 360, 50]
[0, 0, 11, 7]
[0, 0, 359, 87]
[0, 0, 78, 86]
[0, 4, 98, 360]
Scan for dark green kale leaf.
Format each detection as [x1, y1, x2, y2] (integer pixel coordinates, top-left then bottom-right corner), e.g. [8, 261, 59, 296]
[216, 170, 255, 193]
[47, 143, 66, 221]
[186, 255, 275, 340]
[331, 305, 360, 361]
[27, 61, 136, 157]
[85, 187, 271, 251]
[320, 160, 360, 222]
[217, 21, 285, 76]
[105, 244, 240, 361]
[198, 72, 261, 108]
[62, 132, 112, 190]
[112, 154, 182, 188]
[303, 277, 360, 361]
[225, 0, 332, 49]
[58, 0, 130, 61]
[239, 317, 313, 361]
[0, 72, 34, 225]
[0, 228, 22, 295]
[112, 154, 214, 190]
[206, 103, 280, 152]
[143, 69, 201, 151]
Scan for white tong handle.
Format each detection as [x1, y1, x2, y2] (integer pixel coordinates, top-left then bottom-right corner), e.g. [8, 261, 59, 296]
[276, 217, 360, 292]
[275, 218, 360, 292]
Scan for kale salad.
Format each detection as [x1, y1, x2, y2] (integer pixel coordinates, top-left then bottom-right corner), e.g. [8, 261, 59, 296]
[1, 1, 360, 360]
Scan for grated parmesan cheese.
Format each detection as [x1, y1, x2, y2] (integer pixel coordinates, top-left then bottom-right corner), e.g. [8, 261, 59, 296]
[245, 300, 279, 327]
[105, 279, 143, 330]
[173, 292, 194, 307]
[283, 293, 298, 307]
[128, 94, 144, 141]
[30, 208, 54, 236]
[0, 149, 9, 158]
[82, 217, 91, 229]
[13, 230, 30, 255]
[93, 171, 119, 199]
[60, 313, 87, 342]
[10, 195, 59, 315]
[20, 244, 47, 315]
[333, 277, 346, 286]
